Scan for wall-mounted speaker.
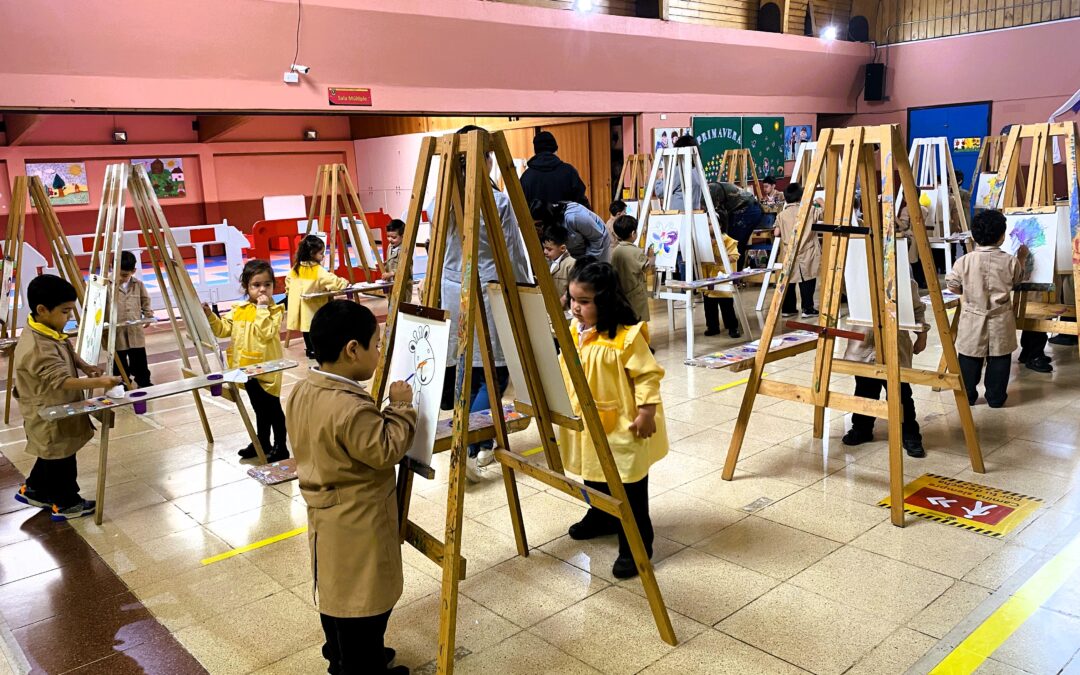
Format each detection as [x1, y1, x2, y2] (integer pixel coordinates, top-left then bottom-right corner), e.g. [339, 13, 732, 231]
[634, 0, 660, 18]
[848, 16, 870, 42]
[864, 63, 886, 102]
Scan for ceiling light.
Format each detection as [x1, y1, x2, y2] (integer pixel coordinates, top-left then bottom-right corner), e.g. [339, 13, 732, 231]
[821, 25, 838, 41]
[304, 129, 318, 141]
[574, 0, 595, 12]
[112, 131, 128, 144]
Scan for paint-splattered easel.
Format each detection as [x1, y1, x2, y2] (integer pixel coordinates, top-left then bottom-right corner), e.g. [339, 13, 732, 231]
[985, 122, 1080, 361]
[720, 124, 984, 527]
[373, 129, 676, 674]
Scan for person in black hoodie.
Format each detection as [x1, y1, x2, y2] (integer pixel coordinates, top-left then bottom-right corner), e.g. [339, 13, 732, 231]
[521, 131, 590, 209]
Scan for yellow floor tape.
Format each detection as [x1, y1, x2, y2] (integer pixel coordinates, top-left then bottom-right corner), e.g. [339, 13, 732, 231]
[713, 372, 768, 392]
[201, 526, 308, 565]
[930, 531, 1080, 674]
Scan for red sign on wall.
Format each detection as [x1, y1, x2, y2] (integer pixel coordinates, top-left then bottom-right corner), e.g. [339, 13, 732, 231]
[328, 87, 372, 106]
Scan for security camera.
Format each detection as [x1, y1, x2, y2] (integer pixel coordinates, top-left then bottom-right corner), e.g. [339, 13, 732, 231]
[291, 64, 310, 74]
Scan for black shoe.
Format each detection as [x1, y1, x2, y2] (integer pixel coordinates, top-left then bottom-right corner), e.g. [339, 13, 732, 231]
[1049, 334, 1078, 346]
[781, 310, 798, 318]
[50, 499, 96, 521]
[238, 444, 258, 459]
[704, 327, 721, 337]
[612, 556, 638, 579]
[987, 397, 1007, 408]
[387, 667, 409, 675]
[1017, 353, 1030, 364]
[305, 350, 317, 360]
[903, 438, 926, 458]
[1026, 357, 1053, 373]
[266, 445, 290, 463]
[385, 648, 396, 666]
[728, 327, 742, 339]
[14, 485, 50, 509]
[842, 428, 873, 446]
[568, 515, 619, 540]
[801, 309, 819, 318]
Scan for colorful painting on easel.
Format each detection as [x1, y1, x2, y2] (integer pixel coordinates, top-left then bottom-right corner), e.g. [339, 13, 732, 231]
[742, 117, 785, 178]
[644, 214, 681, 269]
[131, 158, 186, 199]
[784, 125, 812, 161]
[77, 275, 109, 365]
[25, 162, 90, 206]
[388, 306, 450, 466]
[1003, 212, 1058, 290]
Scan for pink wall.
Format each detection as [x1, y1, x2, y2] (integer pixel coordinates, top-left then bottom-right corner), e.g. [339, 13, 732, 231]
[0, 0, 870, 115]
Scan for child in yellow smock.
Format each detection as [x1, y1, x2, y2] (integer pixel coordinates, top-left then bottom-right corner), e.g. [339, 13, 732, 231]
[204, 259, 288, 462]
[286, 235, 350, 359]
[559, 258, 668, 579]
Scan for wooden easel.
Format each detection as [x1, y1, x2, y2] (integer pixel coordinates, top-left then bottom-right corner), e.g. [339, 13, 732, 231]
[720, 124, 984, 527]
[302, 163, 384, 283]
[617, 153, 653, 201]
[897, 137, 972, 273]
[717, 148, 763, 199]
[2, 176, 102, 422]
[87, 163, 266, 523]
[638, 145, 760, 360]
[756, 141, 818, 311]
[374, 129, 676, 674]
[973, 134, 1026, 210]
[986, 122, 1080, 358]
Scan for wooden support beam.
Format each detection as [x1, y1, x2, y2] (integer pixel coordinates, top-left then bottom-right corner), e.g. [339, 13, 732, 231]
[495, 449, 622, 518]
[5, 114, 44, 146]
[197, 115, 253, 143]
[757, 379, 891, 419]
[402, 522, 467, 579]
[831, 360, 963, 390]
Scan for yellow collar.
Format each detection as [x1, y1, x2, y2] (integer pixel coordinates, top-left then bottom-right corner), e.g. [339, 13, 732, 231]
[28, 317, 67, 341]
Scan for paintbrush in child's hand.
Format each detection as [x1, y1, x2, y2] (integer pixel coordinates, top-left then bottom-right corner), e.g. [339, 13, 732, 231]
[381, 372, 415, 406]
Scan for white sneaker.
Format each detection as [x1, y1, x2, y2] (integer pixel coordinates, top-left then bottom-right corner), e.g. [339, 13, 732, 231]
[476, 447, 495, 467]
[466, 455, 496, 483]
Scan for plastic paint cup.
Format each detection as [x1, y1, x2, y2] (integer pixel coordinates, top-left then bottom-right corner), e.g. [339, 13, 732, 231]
[207, 373, 224, 396]
[129, 390, 148, 415]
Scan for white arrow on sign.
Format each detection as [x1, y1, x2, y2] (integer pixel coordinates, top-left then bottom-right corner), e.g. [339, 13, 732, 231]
[927, 496, 957, 508]
[962, 501, 998, 519]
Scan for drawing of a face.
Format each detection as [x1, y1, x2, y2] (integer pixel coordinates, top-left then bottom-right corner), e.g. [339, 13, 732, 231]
[409, 325, 436, 407]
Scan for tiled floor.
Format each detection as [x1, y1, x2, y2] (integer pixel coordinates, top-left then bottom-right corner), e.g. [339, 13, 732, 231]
[1, 284, 1079, 674]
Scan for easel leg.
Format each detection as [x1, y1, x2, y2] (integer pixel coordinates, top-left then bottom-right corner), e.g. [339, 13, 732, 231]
[93, 411, 113, 526]
[229, 383, 267, 464]
[812, 406, 826, 439]
[436, 432, 469, 674]
[191, 391, 214, 445]
[501, 466, 528, 557]
[616, 489, 677, 646]
[684, 291, 694, 361]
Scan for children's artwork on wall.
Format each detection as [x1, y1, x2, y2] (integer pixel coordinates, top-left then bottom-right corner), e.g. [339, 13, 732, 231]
[644, 213, 681, 269]
[130, 158, 186, 199]
[844, 238, 918, 330]
[691, 117, 743, 182]
[784, 126, 813, 161]
[387, 304, 451, 466]
[26, 162, 90, 206]
[486, 284, 575, 420]
[1003, 212, 1058, 290]
[77, 275, 110, 365]
[742, 117, 785, 178]
[652, 127, 691, 153]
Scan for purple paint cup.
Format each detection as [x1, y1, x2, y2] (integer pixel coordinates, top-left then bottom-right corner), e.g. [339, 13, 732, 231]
[129, 390, 148, 415]
[207, 373, 224, 396]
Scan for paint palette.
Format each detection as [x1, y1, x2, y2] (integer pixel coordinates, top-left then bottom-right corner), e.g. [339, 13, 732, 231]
[665, 267, 767, 290]
[687, 330, 818, 370]
[301, 279, 394, 300]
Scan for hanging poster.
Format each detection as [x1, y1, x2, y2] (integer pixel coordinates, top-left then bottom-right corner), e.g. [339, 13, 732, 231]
[1003, 212, 1058, 291]
[743, 117, 786, 178]
[652, 127, 692, 154]
[130, 158, 187, 199]
[784, 126, 813, 161]
[26, 162, 90, 206]
[691, 117, 743, 182]
[387, 304, 451, 466]
[77, 275, 109, 365]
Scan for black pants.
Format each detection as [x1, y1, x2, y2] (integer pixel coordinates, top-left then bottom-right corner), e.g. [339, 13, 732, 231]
[958, 353, 1012, 407]
[580, 476, 653, 560]
[114, 347, 152, 388]
[850, 377, 921, 442]
[246, 379, 286, 451]
[704, 297, 738, 332]
[1019, 331, 1048, 360]
[320, 610, 393, 675]
[911, 262, 928, 289]
[26, 455, 81, 508]
[782, 279, 817, 315]
[302, 332, 315, 356]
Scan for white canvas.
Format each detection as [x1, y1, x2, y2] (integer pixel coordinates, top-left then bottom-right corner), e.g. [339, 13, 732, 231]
[1003, 212, 1059, 289]
[644, 213, 681, 269]
[0, 259, 12, 321]
[625, 201, 639, 220]
[686, 212, 716, 266]
[262, 195, 307, 221]
[387, 308, 451, 466]
[844, 238, 918, 329]
[487, 285, 575, 421]
[78, 275, 109, 365]
[1054, 204, 1076, 272]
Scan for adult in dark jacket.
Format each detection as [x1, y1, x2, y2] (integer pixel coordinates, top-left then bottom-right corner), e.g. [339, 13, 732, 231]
[521, 131, 590, 209]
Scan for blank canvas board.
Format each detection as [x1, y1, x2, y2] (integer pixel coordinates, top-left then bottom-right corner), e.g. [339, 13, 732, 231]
[1004, 212, 1058, 290]
[1053, 205, 1075, 272]
[686, 212, 716, 265]
[844, 238, 918, 329]
[78, 275, 109, 365]
[487, 284, 575, 420]
[263, 195, 307, 221]
[0, 259, 12, 321]
[387, 305, 451, 466]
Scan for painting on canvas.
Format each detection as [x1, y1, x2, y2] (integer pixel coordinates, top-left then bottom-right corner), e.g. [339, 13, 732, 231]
[1003, 212, 1058, 290]
[784, 125, 813, 162]
[77, 275, 110, 365]
[387, 305, 451, 466]
[26, 162, 90, 206]
[131, 158, 187, 199]
[974, 173, 1001, 209]
[644, 213, 682, 269]
[742, 117, 785, 178]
